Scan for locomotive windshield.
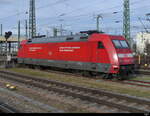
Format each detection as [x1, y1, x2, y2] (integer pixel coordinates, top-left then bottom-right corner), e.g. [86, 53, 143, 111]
[112, 40, 129, 49]
[120, 40, 129, 48]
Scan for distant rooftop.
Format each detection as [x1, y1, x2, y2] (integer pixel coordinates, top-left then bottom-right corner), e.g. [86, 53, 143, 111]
[0, 35, 27, 42]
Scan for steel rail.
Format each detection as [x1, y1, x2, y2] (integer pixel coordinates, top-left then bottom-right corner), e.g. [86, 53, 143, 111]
[126, 80, 150, 84]
[0, 71, 150, 113]
[110, 80, 150, 88]
[1, 70, 150, 105]
[135, 70, 150, 75]
[0, 103, 19, 113]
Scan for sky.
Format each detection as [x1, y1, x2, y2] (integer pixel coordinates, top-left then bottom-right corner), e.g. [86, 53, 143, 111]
[0, 0, 150, 38]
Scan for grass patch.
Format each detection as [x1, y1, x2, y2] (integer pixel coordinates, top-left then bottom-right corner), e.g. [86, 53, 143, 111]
[131, 75, 150, 81]
[5, 68, 150, 99]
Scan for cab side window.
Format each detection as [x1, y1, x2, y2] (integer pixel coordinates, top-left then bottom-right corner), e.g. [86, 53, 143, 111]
[98, 42, 105, 49]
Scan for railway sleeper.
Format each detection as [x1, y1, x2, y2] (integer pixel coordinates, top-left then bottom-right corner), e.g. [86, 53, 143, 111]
[1, 70, 150, 106]
[0, 73, 149, 113]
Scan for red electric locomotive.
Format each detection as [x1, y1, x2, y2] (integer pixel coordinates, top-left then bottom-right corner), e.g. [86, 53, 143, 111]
[17, 31, 135, 79]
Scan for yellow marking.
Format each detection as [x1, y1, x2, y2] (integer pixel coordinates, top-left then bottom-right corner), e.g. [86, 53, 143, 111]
[6, 84, 11, 88]
[145, 64, 148, 67]
[9, 86, 16, 90]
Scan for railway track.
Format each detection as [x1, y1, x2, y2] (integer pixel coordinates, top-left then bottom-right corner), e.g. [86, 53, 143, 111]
[135, 70, 150, 75]
[15, 67, 150, 89]
[0, 70, 150, 113]
[102, 79, 150, 88]
[46, 69, 150, 88]
[122, 80, 150, 88]
[127, 80, 150, 84]
[40, 69, 150, 88]
[0, 102, 19, 113]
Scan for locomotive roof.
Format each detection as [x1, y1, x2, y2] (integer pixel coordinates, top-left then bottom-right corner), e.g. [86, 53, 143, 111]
[28, 33, 89, 44]
[27, 33, 124, 44]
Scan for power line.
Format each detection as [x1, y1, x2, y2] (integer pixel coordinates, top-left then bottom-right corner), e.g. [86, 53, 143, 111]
[0, 0, 149, 35]
[36, 2, 150, 28]
[63, 0, 146, 18]
[0, 0, 141, 23]
[59, 0, 106, 17]
[38, 0, 148, 25]
[62, 1, 150, 25]
[0, 0, 147, 24]
[36, 0, 69, 10]
[29, 0, 36, 38]
[0, 0, 69, 22]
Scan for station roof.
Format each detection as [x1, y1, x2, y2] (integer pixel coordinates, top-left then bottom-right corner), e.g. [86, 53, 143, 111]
[0, 36, 26, 42]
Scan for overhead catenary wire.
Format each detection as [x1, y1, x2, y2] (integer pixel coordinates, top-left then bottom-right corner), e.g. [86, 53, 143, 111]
[38, 3, 150, 30]
[37, 0, 149, 27]
[0, 0, 70, 22]
[0, 0, 149, 35]
[0, 0, 147, 23]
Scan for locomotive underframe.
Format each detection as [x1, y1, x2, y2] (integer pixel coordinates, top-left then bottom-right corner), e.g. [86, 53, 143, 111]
[18, 58, 135, 79]
[18, 58, 111, 73]
[119, 65, 135, 78]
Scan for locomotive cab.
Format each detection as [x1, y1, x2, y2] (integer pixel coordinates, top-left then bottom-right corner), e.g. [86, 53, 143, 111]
[111, 36, 135, 77]
[89, 33, 135, 78]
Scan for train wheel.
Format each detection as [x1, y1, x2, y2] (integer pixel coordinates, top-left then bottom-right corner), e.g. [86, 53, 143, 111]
[18, 64, 27, 68]
[82, 71, 93, 77]
[102, 74, 113, 79]
[67, 69, 74, 73]
[118, 73, 127, 80]
[28, 65, 35, 69]
[90, 72, 97, 77]
[35, 65, 42, 70]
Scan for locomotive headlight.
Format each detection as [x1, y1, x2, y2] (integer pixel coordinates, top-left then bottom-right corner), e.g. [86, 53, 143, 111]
[118, 54, 124, 58]
[112, 65, 119, 71]
[113, 54, 118, 60]
[113, 65, 119, 68]
[118, 53, 133, 58]
[127, 53, 133, 58]
[133, 52, 136, 56]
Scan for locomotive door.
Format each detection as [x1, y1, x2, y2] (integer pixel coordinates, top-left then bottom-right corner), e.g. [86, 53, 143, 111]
[96, 41, 106, 63]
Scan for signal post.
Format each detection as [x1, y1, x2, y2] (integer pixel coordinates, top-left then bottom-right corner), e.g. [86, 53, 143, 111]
[4, 31, 12, 68]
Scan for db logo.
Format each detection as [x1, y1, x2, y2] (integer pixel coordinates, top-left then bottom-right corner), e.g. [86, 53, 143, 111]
[124, 54, 128, 57]
[48, 52, 52, 56]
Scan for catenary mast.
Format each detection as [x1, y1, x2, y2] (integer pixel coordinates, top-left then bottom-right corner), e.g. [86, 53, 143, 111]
[29, 0, 36, 38]
[123, 0, 131, 43]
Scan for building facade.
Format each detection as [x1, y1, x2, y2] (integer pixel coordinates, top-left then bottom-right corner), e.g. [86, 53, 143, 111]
[136, 32, 150, 54]
[0, 36, 26, 54]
